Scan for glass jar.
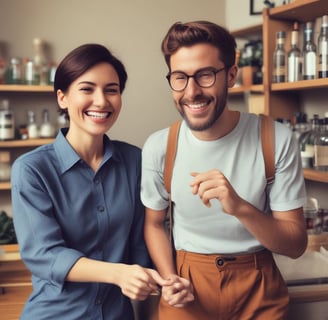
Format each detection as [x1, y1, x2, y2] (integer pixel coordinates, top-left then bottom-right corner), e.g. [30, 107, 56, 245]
[304, 197, 321, 234]
[0, 151, 11, 182]
[6, 57, 22, 84]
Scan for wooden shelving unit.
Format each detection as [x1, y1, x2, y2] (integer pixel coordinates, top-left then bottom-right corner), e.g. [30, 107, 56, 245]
[264, 0, 327, 184]
[0, 87, 55, 194]
[228, 0, 328, 185]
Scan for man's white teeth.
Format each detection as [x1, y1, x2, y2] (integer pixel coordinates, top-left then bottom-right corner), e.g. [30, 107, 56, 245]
[85, 111, 109, 119]
[189, 102, 207, 109]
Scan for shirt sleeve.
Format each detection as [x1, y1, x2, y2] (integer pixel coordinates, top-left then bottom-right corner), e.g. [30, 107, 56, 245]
[269, 122, 307, 211]
[141, 128, 170, 211]
[11, 158, 84, 289]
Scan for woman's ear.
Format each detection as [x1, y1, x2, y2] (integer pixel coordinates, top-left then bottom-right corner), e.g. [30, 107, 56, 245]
[57, 90, 68, 110]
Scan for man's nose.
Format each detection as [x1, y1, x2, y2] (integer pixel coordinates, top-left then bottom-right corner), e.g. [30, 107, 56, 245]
[183, 77, 202, 97]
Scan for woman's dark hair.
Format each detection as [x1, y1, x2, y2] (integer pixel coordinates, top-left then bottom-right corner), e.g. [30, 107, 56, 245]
[161, 21, 236, 70]
[54, 43, 127, 117]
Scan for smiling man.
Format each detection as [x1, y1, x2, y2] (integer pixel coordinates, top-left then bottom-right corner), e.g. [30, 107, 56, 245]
[141, 21, 307, 320]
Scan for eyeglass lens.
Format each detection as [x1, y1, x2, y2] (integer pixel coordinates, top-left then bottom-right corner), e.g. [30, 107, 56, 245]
[168, 67, 225, 91]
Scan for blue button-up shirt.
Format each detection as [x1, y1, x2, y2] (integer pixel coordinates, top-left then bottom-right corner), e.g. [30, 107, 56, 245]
[11, 129, 150, 320]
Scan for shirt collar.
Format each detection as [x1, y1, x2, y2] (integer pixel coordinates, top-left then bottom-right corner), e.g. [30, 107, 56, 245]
[53, 128, 120, 174]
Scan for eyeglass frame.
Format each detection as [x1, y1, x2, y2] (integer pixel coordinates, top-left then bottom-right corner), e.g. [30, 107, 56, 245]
[166, 66, 226, 92]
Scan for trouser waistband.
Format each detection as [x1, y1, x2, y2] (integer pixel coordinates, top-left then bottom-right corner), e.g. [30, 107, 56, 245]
[176, 249, 273, 270]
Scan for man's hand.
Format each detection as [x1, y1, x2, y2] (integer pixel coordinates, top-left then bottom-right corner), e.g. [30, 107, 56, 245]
[161, 274, 194, 307]
[190, 169, 244, 215]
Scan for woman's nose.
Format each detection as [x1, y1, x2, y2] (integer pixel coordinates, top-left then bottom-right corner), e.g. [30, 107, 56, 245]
[94, 91, 108, 106]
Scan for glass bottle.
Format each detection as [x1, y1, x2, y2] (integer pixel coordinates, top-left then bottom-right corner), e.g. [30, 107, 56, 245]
[24, 58, 36, 85]
[33, 38, 48, 85]
[57, 113, 69, 131]
[27, 110, 39, 139]
[0, 99, 15, 140]
[292, 112, 308, 142]
[39, 109, 55, 138]
[0, 151, 11, 182]
[304, 197, 321, 235]
[0, 46, 6, 84]
[299, 114, 320, 168]
[314, 113, 328, 171]
[273, 31, 286, 83]
[318, 15, 328, 78]
[288, 22, 302, 82]
[303, 22, 317, 80]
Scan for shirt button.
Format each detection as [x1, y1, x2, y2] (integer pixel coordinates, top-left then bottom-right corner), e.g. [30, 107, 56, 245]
[94, 178, 100, 184]
[95, 299, 102, 305]
[97, 205, 105, 212]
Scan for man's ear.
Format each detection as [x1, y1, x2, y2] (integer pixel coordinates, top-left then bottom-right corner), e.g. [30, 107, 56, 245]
[227, 65, 238, 88]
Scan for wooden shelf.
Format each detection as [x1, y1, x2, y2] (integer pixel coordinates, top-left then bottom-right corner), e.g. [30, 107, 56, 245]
[229, 84, 264, 95]
[303, 169, 328, 183]
[0, 244, 19, 253]
[0, 84, 53, 93]
[271, 78, 328, 92]
[0, 182, 10, 190]
[288, 283, 328, 303]
[0, 138, 54, 148]
[269, 0, 327, 23]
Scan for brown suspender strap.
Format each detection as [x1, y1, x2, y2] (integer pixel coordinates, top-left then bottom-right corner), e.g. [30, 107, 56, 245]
[163, 120, 181, 244]
[164, 120, 182, 194]
[260, 114, 275, 185]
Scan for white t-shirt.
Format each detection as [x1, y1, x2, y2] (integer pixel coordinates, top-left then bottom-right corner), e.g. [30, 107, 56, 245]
[141, 112, 306, 254]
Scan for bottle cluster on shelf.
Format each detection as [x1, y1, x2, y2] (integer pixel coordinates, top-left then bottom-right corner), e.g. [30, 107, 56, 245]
[273, 14, 328, 83]
[0, 38, 56, 86]
[287, 112, 328, 172]
[0, 98, 68, 141]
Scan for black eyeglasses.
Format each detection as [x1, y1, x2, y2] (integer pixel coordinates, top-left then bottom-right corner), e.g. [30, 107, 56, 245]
[166, 67, 226, 92]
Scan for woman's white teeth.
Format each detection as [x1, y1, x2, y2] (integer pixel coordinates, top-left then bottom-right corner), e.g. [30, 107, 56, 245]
[85, 111, 109, 118]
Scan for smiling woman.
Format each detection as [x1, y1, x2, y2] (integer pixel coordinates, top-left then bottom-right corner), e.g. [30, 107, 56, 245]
[10, 43, 166, 320]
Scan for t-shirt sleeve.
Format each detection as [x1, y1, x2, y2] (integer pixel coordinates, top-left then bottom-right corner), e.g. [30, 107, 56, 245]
[141, 128, 170, 211]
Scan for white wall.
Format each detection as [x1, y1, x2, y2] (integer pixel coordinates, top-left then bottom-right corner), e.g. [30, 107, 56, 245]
[0, 0, 268, 147]
[0, 0, 227, 147]
[225, 0, 262, 30]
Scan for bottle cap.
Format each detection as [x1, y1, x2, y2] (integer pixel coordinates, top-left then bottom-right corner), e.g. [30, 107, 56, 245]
[277, 31, 286, 38]
[305, 22, 313, 30]
[322, 15, 328, 27]
[1, 99, 9, 110]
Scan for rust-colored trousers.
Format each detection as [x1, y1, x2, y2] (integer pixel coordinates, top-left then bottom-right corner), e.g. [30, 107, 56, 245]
[159, 249, 289, 320]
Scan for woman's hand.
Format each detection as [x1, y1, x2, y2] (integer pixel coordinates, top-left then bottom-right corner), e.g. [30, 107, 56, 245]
[117, 264, 167, 301]
[161, 274, 194, 307]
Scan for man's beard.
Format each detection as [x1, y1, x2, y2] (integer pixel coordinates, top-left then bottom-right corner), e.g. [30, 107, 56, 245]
[179, 88, 228, 132]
